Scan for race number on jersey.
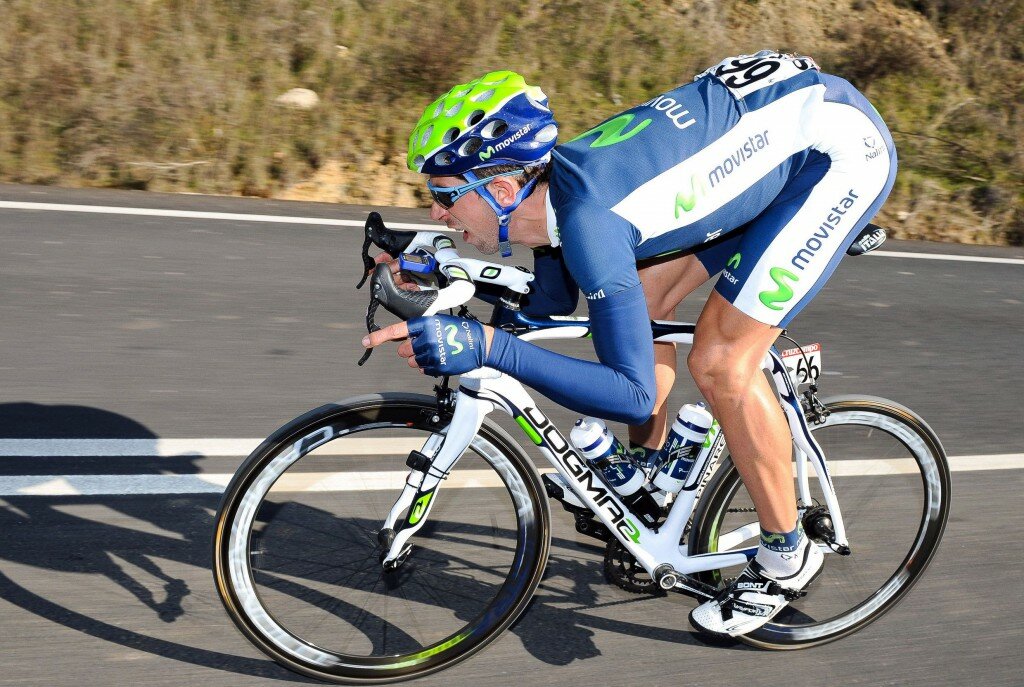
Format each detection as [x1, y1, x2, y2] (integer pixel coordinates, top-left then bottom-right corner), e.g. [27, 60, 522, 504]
[695, 50, 820, 99]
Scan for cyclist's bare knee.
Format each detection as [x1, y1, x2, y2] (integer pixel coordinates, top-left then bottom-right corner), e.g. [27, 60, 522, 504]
[689, 292, 781, 405]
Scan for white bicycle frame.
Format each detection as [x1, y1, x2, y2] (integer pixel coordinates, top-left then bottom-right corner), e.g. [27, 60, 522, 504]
[378, 323, 848, 586]
[368, 229, 847, 586]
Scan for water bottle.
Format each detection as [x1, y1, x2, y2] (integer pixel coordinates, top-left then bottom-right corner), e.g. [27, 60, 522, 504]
[569, 417, 661, 525]
[652, 403, 714, 493]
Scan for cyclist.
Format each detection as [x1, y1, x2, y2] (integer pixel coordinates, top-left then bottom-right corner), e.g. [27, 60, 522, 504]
[364, 51, 897, 637]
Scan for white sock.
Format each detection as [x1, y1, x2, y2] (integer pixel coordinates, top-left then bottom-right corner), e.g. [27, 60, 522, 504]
[755, 531, 808, 578]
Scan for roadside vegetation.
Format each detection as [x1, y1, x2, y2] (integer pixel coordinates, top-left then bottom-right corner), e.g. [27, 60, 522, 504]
[0, 0, 1019, 244]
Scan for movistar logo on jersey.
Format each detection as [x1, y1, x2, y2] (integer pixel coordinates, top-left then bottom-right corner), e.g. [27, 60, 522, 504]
[479, 124, 532, 160]
[722, 252, 742, 285]
[791, 189, 860, 271]
[643, 94, 697, 130]
[444, 324, 464, 354]
[707, 130, 770, 188]
[673, 174, 708, 218]
[569, 113, 652, 149]
[759, 267, 800, 311]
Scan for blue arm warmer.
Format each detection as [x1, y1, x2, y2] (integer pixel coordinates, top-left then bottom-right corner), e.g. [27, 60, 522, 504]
[485, 284, 655, 425]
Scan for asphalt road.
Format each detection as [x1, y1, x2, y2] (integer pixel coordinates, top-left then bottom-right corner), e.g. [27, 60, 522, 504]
[0, 183, 1021, 686]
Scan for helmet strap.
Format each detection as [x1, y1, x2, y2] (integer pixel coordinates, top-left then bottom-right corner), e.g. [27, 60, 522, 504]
[464, 169, 539, 258]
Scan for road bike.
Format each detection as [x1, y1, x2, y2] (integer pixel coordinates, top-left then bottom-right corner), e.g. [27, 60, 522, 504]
[213, 213, 950, 683]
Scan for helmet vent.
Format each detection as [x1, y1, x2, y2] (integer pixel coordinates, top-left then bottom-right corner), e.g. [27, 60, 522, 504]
[535, 123, 558, 143]
[420, 126, 433, 148]
[441, 127, 460, 145]
[472, 88, 496, 102]
[413, 155, 426, 170]
[432, 100, 445, 118]
[434, 151, 455, 166]
[460, 137, 483, 156]
[445, 101, 463, 117]
[467, 109, 485, 127]
[481, 120, 508, 139]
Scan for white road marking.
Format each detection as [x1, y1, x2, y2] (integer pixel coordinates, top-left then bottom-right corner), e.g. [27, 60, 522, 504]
[2, 200, 1022, 264]
[0, 447, 1019, 495]
[0, 470, 514, 496]
[0, 438, 424, 457]
[0, 200, 453, 233]
[871, 250, 1024, 266]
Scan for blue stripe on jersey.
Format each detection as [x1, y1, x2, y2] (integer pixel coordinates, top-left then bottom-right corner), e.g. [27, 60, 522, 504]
[734, 69, 823, 113]
[820, 74, 893, 138]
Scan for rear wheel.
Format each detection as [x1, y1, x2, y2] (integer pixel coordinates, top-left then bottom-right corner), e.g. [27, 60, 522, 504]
[213, 393, 550, 683]
[688, 396, 950, 649]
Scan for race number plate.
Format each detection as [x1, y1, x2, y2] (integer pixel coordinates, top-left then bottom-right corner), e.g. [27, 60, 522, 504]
[780, 343, 822, 387]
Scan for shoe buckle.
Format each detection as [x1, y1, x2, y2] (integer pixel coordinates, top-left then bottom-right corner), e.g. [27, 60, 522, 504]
[781, 586, 807, 601]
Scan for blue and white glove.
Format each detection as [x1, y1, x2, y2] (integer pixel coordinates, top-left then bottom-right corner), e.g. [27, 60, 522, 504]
[408, 315, 487, 376]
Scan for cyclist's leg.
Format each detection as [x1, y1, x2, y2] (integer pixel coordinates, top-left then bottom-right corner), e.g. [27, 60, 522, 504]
[689, 79, 897, 636]
[690, 293, 795, 531]
[631, 253, 714, 450]
[693, 143, 895, 528]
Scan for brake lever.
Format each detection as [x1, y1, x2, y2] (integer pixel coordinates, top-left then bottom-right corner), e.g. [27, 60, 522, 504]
[356, 212, 417, 289]
[357, 298, 381, 366]
[356, 232, 374, 289]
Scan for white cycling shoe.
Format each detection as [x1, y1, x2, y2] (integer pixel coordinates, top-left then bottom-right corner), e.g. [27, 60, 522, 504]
[689, 539, 824, 637]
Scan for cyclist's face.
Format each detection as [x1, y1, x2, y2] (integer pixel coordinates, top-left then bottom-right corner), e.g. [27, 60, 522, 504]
[428, 175, 500, 254]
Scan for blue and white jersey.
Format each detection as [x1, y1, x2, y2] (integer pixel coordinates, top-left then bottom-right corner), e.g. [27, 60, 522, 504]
[549, 51, 827, 300]
[485, 52, 896, 426]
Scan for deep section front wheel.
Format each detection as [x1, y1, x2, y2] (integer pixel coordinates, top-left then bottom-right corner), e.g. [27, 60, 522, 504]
[688, 396, 950, 649]
[213, 393, 550, 683]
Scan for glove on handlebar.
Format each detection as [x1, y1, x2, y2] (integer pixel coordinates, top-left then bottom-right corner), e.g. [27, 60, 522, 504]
[408, 315, 487, 377]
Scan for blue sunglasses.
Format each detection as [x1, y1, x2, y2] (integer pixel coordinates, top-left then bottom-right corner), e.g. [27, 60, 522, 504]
[426, 170, 523, 209]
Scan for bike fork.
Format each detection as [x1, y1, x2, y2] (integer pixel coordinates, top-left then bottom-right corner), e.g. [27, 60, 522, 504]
[378, 386, 494, 567]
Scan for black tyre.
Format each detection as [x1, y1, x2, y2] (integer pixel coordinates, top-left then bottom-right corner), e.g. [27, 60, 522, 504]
[688, 396, 950, 649]
[213, 393, 550, 683]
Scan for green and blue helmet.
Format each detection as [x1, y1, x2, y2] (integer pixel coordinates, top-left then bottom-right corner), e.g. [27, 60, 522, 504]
[408, 70, 558, 176]
[408, 71, 558, 256]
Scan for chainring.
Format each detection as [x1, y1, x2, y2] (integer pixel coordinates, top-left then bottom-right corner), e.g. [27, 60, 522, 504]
[603, 538, 665, 595]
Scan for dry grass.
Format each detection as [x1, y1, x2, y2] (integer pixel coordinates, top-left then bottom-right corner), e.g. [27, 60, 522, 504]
[0, 0, 1020, 244]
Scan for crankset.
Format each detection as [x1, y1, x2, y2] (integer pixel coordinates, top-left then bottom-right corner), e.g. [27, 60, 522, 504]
[603, 539, 664, 595]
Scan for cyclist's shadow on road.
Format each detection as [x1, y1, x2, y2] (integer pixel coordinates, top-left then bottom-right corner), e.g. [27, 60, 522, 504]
[0, 402, 744, 681]
[0, 402, 314, 682]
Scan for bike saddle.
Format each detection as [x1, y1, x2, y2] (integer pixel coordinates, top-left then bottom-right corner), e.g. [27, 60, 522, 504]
[846, 223, 887, 256]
